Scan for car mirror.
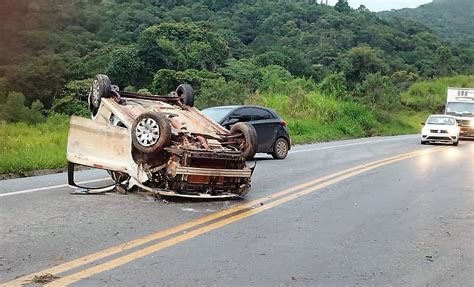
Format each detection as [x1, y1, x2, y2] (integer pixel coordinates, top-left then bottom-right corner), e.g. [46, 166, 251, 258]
[421, 122, 425, 126]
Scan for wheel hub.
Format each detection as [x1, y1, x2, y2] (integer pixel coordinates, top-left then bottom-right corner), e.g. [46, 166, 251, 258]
[276, 140, 287, 157]
[136, 118, 160, 147]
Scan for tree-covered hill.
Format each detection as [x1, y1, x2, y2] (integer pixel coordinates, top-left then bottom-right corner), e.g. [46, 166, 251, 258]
[379, 0, 474, 47]
[0, 0, 473, 111]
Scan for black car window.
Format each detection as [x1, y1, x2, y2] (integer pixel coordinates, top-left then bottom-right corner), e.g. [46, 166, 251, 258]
[251, 108, 274, 121]
[229, 108, 253, 122]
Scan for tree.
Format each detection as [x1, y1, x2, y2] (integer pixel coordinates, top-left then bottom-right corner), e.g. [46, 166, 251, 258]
[355, 73, 401, 111]
[335, 0, 351, 13]
[50, 79, 91, 117]
[0, 92, 45, 124]
[433, 46, 454, 77]
[342, 46, 388, 86]
[105, 46, 145, 88]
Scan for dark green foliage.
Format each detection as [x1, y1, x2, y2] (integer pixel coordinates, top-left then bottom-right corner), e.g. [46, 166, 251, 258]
[50, 79, 91, 117]
[196, 79, 248, 109]
[335, 0, 351, 13]
[105, 46, 145, 88]
[319, 72, 348, 100]
[379, 0, 474, 47]
[151, 69, 220, 94]
[355, 73, 401, 111]
[0, 92, 45, 124]
[0, 0, 472, 115]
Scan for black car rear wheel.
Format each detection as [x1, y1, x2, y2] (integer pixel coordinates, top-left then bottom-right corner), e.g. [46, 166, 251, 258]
[272, 138, 289, 160]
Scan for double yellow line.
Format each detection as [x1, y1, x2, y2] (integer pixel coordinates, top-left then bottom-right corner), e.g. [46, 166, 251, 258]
[3, 146, 445, 286]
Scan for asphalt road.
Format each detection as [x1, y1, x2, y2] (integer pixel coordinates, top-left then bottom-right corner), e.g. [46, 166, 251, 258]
[1, 135, 473, 286]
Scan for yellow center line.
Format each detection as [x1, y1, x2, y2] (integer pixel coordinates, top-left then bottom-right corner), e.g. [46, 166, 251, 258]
[45, 146, 446, 286]
[1, 146, 444, 286]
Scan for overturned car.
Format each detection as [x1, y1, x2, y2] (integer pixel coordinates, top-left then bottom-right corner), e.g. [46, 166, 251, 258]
[67, 75, 257, 198]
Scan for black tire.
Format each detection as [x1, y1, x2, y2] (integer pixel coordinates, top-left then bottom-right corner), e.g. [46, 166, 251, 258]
[131, 112, 171, 153]
[421, 140, 427, 145]
[230, 123, 257, 160]
[453, 140, 459, 146]
[176, 84, 194, 107]
[89, 74, 112, 116]
[272, 138, 289, 160]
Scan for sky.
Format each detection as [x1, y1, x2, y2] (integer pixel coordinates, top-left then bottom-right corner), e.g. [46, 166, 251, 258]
[326, 0, 433, 12]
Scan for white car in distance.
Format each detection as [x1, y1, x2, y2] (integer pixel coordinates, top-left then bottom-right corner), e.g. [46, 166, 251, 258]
[421, 115, 460, 146]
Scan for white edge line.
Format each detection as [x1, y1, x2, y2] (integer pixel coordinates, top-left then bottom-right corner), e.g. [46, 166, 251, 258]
[0, 178, 111, 198]
[1, 135, 418, 198]
[289, 135, 418, 154]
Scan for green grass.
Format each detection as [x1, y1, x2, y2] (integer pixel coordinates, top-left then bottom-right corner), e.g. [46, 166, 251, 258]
[0, 114, 69, 175]
[401, 75, 474, 112]
[248, 90, 426, 144]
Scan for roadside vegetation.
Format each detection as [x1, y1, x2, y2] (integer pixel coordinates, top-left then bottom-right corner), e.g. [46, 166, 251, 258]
[0, 0, 473, 175]
[0, 115, 68, 175]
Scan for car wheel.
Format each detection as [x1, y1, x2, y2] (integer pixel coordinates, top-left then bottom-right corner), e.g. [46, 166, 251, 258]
[88, 74, 112, 117]
[230, 123, 257, 160]
[272, 138, 289, 160]
[453, 140, 459, 146]
[176, 84, 194, 107]
[131, 112, 171, 153]
[421, 140, 427, 145]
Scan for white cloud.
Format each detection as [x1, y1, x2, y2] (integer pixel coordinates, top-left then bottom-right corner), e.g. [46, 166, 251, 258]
[326, 0, 433, 12]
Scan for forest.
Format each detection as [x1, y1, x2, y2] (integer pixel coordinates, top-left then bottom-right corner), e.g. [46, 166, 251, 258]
[0, 0, 473, 174]
[380, 0, 474, 47]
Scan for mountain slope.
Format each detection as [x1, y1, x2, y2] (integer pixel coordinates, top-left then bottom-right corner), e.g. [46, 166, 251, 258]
[0, 0, 473, 107]
[379, 0, 474, 46]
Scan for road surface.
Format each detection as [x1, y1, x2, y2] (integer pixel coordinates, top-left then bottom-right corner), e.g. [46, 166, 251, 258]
[1, 135, 473, 286]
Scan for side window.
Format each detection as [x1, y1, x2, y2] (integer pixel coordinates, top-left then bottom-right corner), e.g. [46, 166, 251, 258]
[252, 108, 274, 121]
[230, 108, 253, 122]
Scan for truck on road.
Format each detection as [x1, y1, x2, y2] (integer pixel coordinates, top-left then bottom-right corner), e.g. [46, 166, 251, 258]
[445, 88, 474, 139]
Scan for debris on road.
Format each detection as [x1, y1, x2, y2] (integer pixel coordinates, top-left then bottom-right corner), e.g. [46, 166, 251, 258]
[32, 273, 59, 284]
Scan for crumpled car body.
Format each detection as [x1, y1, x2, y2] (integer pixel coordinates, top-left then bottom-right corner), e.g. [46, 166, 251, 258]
[67, 75, 257, 198]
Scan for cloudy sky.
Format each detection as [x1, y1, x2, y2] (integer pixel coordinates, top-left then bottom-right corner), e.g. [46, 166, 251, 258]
[327, 0, 433, 12]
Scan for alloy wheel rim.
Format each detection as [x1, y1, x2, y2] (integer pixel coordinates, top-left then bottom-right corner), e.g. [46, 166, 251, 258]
[276, 140, 287, 157]
[136, 118, 160, 147]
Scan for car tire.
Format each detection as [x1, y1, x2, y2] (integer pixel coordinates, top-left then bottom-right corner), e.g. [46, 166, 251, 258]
[131, 112, 171, 153]
[89, 74, 112, 117]
[272, 138, 289, 160]
[453, 140, 459, 146]
[230, 123, 257, 160]
[421, 140, 427, 145]
[176, 84, 194, 107]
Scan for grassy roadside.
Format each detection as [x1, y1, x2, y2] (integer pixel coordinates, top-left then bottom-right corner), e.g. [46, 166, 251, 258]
[0, 104, 427, 176]
[0, 114, 69, 175]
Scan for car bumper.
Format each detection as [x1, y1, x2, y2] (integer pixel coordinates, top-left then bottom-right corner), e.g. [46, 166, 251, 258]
[421, 133, 458, 143]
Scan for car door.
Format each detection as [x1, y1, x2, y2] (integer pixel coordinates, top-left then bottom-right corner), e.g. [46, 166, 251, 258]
[248, 108, 278, 152]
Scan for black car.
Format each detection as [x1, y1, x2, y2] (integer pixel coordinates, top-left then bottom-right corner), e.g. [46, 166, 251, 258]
[202, 105, 291, 159]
